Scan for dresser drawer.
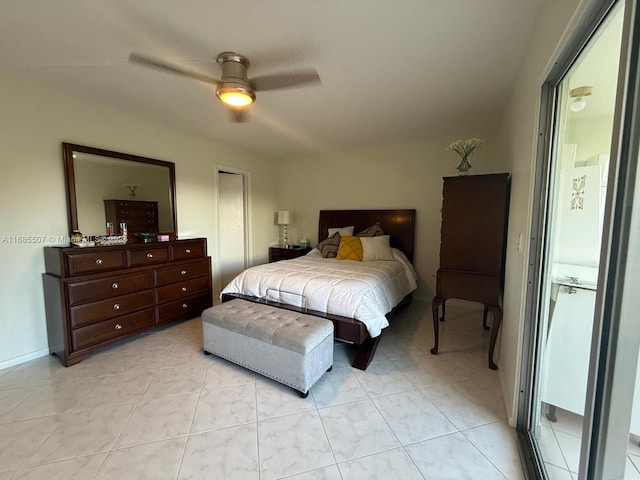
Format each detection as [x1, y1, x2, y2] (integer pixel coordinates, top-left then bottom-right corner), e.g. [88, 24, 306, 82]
[172, 241, 206, 261]
[128, 246, 170, 267]
[156, 292, 212, 325]
[156, 276, 210, 304]
[66, 250, 127, 276]
[70, 290, 154, 328]
[67, 272, 154, 306]
[71, 308, 155, 350]
[155, 259, 211, 286]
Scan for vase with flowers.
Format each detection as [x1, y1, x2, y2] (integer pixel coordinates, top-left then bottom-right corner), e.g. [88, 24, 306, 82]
[447, 138, 484, 174]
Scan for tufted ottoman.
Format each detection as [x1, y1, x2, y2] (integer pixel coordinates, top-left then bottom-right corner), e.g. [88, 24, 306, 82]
[201, 299, 334, 397]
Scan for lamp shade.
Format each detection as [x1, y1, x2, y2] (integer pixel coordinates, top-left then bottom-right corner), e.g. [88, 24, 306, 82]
[277, 210, 291, 225]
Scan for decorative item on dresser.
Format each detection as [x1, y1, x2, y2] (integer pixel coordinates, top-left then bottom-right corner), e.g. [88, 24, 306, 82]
[104, 199, 159, 234]
[269, 246, 312, 262]
[43, 238, 212, 366]
[431, 173, 511, 369]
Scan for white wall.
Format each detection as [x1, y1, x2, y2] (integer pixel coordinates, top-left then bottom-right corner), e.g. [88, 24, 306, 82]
[496, 0, 588, 424]
[0, 73, 279, 369]
[278, 133, 507, 302]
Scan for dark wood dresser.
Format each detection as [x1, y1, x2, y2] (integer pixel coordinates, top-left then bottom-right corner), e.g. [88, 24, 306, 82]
[269, 246, 312, 262]
[43, 238, 212, 366]
[104, 199, 159, 233]
[431, 173, 511, 369]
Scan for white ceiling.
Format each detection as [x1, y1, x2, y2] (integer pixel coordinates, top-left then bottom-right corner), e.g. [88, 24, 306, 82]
[0, 0, 545, 159]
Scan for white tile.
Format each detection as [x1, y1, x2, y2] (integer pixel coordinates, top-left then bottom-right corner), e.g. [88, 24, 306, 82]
[544, 462, 574, 480]
[179, 424, 259, 480]
[256, 380, 315, 420]
[318, 399, 399, 462]
[258, 411, 334, 480]
[353, 361, 414, 397]
[28, 403, 135, 466]
[554, 430, 582, 474]
[0, 415, 69, 472]
[80, 371, 154, 408]
[116, 392, 198, 447]
[282, 465, 342, 480]
[0, 386, 36, 421]
[626, 456, 640, 479]
[310, 366, 368, 408]
[406, 432, 507, 480]
[12, 453, 107, 480]
[191, 384, 256, 433]
[96, 437, 186, 480]
[630, 453, 640, 472]
[462, 421, 526, 480]
[338, 448, 424, 480]
[144, 365, 206, 399]
[549, 407, 584, 437]
[536, 425, 569, 470]
[372, 389, 456, 444]
[202, 357, 256, 390]
[3, 380, 99, 422]
[421, 378, 504, 430]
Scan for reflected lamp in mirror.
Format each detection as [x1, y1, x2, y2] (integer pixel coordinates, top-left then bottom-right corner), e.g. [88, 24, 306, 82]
[277, 210, 292, 249]
[569, 86, 593, 112]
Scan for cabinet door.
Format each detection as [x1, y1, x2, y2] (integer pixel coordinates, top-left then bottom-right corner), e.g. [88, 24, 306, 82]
[440, 175, 509, 273]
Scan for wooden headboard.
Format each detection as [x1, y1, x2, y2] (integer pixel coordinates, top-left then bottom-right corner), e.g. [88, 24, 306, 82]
[318, 209, 416, 262]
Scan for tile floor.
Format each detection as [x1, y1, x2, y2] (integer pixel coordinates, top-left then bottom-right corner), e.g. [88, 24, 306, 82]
[537, 406, 640, 479]
[0, 301, 525, 479]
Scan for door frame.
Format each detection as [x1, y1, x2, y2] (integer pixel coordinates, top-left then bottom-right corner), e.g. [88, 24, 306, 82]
[214, 165, 252, 300]
[516, 0, 636, 478]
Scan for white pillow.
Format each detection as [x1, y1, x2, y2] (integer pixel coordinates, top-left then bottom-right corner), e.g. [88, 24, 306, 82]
[328, 226, 354, 237]
[361, 235, 394, 261]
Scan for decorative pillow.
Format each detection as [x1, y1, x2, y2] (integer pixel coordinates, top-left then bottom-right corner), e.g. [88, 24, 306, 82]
[361, 235, 394, 261]
[337, 235, 363, 261]
[317, 232, 341, 258]
[328, 226, 354, 237]
[356, 222, 385, 237]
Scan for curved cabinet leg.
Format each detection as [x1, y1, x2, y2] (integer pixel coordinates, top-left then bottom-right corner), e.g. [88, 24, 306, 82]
[431, 296, 444, 354]
[440, 300, 446, 322]
[486, 305, 502, 370]
[482, 305, 489, 330]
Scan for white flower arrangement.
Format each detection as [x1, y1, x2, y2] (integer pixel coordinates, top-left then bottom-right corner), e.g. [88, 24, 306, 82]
[447, 138, 484, 173]
[122, 183, 140, 197]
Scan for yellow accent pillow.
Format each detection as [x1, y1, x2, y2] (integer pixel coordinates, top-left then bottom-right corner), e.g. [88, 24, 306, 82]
[337, 235, 363, 261]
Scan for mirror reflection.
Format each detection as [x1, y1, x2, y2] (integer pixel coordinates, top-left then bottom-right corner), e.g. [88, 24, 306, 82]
[63, 143, 176, 239]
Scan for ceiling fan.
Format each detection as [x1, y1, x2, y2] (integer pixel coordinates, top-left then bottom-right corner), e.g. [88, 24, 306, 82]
[129, 51, 320, 121]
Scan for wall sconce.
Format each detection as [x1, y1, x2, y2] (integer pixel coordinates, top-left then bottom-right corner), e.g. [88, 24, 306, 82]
[569, 86, 593, 112]
[277, 210, 292, 249]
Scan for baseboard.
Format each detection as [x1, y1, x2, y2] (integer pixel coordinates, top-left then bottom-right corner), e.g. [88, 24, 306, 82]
[0, 348, 49, 371]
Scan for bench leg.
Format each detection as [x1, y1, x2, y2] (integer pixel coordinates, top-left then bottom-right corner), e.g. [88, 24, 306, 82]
[298, 390, 309, 398]
[203, 349, 211, 356]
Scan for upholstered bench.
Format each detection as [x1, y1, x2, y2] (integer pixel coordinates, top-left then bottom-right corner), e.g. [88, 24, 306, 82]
[201, 299, 334, 397]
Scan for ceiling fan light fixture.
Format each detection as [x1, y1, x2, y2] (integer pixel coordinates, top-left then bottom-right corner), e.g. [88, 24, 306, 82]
[568, 86, 593, 113]
[216, 86, 256, 107]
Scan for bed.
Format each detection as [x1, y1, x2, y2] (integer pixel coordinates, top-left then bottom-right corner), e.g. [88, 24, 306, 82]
[221, 209, 417, 370]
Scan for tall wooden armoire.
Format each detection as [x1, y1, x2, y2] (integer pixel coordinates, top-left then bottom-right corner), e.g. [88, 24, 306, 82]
[431, 173, 511, 369]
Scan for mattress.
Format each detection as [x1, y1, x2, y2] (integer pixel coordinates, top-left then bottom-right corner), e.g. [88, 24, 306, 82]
[221, 248, 418, 337]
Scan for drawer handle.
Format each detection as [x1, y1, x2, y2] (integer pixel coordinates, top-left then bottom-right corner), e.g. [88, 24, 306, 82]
[113, 303, 120, 311]
[115, 323, 122, 330]
[95, 258, 103, 265]
[181, 286, 187, 292]
[146, 253, 154, 259]
[112, 282, 119, 289]
[181, 270, 187, 275]
[185, 248, 192, 254]
[182, 303, 188, 309]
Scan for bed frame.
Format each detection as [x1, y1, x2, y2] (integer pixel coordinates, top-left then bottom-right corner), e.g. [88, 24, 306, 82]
[222, 209, 416, 370]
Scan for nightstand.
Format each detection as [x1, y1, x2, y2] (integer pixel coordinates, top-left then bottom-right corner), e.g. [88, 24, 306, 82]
[269, 246, 312, 262]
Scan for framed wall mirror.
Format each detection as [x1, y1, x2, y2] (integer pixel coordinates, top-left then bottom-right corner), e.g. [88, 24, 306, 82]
[62, 143, 177, 240]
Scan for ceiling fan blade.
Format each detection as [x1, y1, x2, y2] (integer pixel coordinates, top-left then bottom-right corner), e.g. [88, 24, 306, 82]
[252, 69, 320, 91]
[129, 52, 220, 86]
[229, 108, 249, 123]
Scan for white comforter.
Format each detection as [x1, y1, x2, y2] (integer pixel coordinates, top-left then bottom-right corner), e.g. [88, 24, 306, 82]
[220, 248, 417, 337]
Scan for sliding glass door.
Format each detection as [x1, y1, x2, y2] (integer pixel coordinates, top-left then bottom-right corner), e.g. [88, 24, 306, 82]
[518, 0, 640, 478]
